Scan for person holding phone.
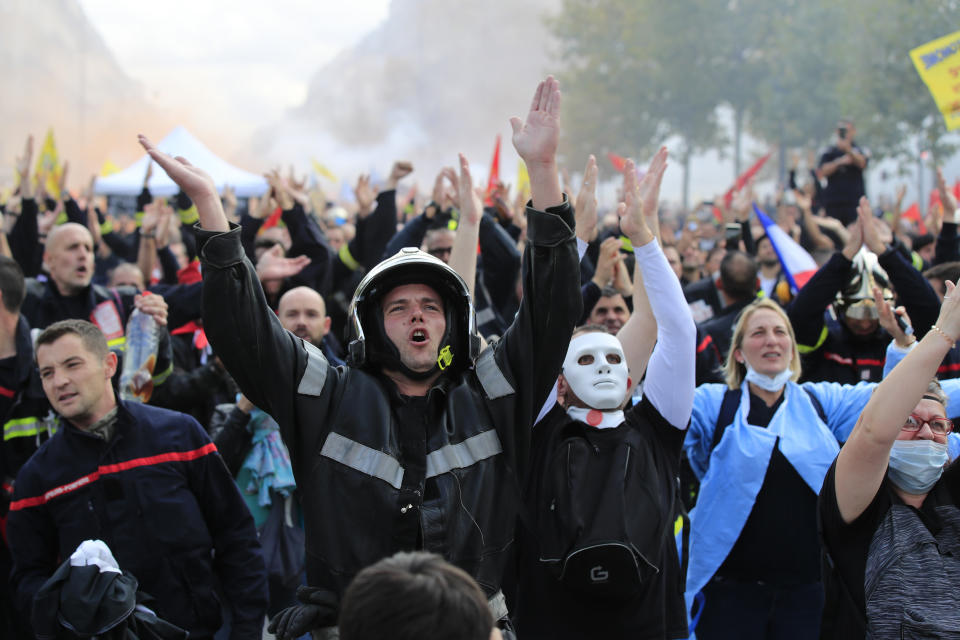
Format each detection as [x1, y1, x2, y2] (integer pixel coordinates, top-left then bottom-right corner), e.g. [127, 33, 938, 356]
[817, 119, 869, 226]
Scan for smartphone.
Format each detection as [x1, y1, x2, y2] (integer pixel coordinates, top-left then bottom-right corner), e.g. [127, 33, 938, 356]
[838, 126, 848, 140]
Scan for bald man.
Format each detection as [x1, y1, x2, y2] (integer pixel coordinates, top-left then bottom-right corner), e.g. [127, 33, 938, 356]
[21, 223, 172, 383]
[277, 286, 344, 365]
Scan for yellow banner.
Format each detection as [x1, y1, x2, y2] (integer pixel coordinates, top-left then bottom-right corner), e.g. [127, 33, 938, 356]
[100, 159, 121, 177]
[516, 160, 530, 201]
[34, 128, 62, 198]
[311, 159, 338, 183]
[909, 30, 960, 131]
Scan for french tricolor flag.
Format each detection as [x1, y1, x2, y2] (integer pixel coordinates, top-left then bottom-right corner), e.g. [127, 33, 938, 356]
[753, 204, 818, 293]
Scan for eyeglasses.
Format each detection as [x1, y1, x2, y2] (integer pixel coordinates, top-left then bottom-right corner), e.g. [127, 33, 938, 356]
[902, 414, 954, 436]
[428, 247, 453, 258]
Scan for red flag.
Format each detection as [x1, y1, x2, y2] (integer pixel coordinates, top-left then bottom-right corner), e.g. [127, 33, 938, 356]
[953, 180, 960, 201]
[902, 203, 926, 234]
[723, 153, 772, 208]
[260, 206, 283, 230]
[607, 152, 627, 172]
[485, 135, 501, 204]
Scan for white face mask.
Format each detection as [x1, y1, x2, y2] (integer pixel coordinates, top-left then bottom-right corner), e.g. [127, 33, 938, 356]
[562, 332, 629, 410]
[744, 364, 794, 392]
[888, 439, 949, 495]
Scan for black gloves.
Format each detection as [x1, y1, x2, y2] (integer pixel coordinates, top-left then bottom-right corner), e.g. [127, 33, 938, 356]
[267, 586, 339, 640]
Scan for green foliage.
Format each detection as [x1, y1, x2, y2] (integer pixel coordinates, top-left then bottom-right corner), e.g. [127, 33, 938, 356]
[549, 0, 959, 176]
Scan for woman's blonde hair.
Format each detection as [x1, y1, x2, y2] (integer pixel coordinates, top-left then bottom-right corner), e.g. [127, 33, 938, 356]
[723, 298, 803, 389]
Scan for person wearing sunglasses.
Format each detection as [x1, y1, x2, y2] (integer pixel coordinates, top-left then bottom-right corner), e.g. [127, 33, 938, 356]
[820, 272, 960, 638]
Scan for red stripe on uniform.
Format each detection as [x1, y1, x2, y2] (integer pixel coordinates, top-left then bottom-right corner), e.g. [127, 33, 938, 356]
[697, 335, 714, 353]
[9, 443, 218, 511]
[939, 362, 960, 373]
[0, 386, 14, 398]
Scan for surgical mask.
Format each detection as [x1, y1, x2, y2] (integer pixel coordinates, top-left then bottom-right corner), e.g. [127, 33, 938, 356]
[888, 439, 948, 494]
[562, 332, 629, 410]
[744, 364, 793, 392]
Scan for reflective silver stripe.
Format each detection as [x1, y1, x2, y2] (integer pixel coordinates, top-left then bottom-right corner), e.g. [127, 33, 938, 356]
[476, 347, 514, 399]
[425, 429, 503, 479]
[297, 340, 328, 397]
[488, 589, 509, 621]
[320, 432, 404, 489]
[476, 306, 496, 326]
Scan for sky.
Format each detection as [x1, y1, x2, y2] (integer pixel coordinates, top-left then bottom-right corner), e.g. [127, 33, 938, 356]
[78, 0, 392, 144]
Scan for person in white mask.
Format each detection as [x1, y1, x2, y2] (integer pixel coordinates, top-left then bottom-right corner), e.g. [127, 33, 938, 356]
[514, 148, 698, 639]
[820, 275, 960, 638]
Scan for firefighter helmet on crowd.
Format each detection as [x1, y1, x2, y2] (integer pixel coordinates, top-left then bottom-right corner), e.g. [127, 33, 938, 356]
[347, 247, 481, 378]
[834, 249, 894, 321]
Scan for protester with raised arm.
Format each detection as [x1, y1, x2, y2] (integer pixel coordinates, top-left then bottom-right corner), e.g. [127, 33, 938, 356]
[141, 75, 580, 639]
[516, 148, 696, 639]
[820, 269, 960, 637]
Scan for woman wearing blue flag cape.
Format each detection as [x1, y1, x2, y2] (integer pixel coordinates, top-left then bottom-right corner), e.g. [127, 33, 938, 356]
[682, 282, 960, 640]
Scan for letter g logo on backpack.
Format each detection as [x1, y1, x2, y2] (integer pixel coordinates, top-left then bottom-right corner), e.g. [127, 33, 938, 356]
[590, 566, 609, 583]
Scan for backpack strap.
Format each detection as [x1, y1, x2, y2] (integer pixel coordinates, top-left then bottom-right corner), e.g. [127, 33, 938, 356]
[711, 387, 742, 451]
[712, 386, 827, 453]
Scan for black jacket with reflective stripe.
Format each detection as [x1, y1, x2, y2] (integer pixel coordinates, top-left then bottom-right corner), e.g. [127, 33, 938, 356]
[197, 200, 581, 599]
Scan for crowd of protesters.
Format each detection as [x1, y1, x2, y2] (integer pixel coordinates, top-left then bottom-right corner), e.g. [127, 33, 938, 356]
[1, 72, 960, 640]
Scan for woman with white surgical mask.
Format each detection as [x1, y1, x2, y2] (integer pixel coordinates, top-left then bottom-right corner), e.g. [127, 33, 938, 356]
[682, 274, 951, 640]
[820, 274, 960, 638]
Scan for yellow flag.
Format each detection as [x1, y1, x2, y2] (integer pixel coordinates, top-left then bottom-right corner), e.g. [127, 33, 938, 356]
[34, 128, 62, 198]
[516, 160, 530, 201]
[909, 30, 960, 131]
[311, 159, 338, 183]
[100, 160, 121, 177]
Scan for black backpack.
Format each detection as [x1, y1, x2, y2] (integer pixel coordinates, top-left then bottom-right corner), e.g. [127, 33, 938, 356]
[536, 419, 672, 603]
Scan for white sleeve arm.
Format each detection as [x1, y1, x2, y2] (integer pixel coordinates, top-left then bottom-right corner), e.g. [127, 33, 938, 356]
[633, 241, 697, 429]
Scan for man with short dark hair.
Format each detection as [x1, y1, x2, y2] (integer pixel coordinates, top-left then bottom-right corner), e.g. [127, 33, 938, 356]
[699, 251, 759, 359]
[6, 319, 268, 638]
[141, 76, 581, 639]
[339, 551, 499, 640]
[587, 287, 630, 334]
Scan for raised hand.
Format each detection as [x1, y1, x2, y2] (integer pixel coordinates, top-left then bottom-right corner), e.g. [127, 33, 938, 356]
[510, 76, 561, 166]
[731, 180, 754, 221]
[592, 236, 621, 287]
[574, 155, 599, 242]
[138, 135, 227, 231]
[873, 285, 913, 348]
[793, 189, 812, 213]
[354, 174, 376, 218]
[937, 167, 957, 222]
[58, 161, 70, 199]
[895, 183, 907, 206]
[858, 196, 887, 255]
[935, 279, 960, 343]
[842, 213, 864, 261]
[140, 201, 161, 236]
[511, 76, 562, 211]
[134, 292, 169, 326]
[636, 147, 668, 235]
[256, 244, 311, 282]
[16, 134, 34, 199]
[386, 161, 414, 191]
[455, 154, 483, 227]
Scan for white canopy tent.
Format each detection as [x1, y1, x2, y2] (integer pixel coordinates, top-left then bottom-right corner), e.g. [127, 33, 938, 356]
[95, 126, 268, 198]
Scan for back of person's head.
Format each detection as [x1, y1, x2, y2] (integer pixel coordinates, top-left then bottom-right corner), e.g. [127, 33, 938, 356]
[339, 551, 495, 640]
[0, 255, 26, 314]
[719, 251, 758, 302]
